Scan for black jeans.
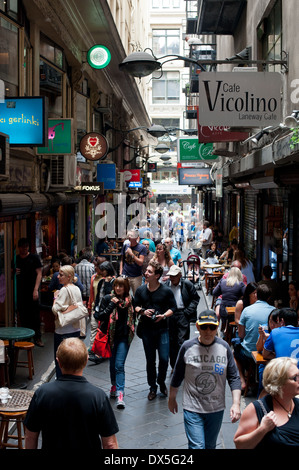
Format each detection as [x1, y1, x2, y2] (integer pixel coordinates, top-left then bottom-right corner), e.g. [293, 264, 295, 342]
[169, 310, 190, 369]
[142, 327, 169, 391]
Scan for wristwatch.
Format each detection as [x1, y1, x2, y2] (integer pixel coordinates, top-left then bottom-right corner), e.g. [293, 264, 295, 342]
[163, 314, 167, 320]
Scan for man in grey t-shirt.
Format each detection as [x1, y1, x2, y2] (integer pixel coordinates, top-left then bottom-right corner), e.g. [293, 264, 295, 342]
[168, 310, 241, 449]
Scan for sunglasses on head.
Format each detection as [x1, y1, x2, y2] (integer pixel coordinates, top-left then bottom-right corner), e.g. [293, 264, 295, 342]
[199, 324, 217, 331]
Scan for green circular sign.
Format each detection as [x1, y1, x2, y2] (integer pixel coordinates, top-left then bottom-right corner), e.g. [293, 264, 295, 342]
[87, 45, 111, 69]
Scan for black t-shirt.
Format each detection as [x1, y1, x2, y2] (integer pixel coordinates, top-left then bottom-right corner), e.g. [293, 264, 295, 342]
[16, 253, 42, 295]
[134, 283, 177, 330]
[24, 375, 119, 450]
[121, 242, 147, 277]
[253, 395, 299, 448]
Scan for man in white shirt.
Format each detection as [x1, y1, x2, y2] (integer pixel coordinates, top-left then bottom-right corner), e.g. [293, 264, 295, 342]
[201, 221, 212, 258]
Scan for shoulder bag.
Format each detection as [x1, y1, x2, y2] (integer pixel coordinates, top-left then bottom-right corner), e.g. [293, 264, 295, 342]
[55, 285, 88, 329]
[91, 316, 112, 358]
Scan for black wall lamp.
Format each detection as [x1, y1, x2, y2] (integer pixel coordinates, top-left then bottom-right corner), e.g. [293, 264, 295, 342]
[119, 48, 289, 79]
[104, 123, 168, 138]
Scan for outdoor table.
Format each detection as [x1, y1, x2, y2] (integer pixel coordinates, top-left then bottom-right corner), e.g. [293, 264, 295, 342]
[0, 389, 34, 413]
[251, 350, 268, 365]
[0, 328, 35, 384]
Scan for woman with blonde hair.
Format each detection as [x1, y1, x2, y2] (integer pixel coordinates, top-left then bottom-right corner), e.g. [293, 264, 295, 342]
[212, 267, 246, 330]
[52, 265, 85, 378]
[234, 357, 299, 448]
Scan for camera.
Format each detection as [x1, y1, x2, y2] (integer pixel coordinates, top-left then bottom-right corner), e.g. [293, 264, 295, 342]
[151, 310, 160, 321]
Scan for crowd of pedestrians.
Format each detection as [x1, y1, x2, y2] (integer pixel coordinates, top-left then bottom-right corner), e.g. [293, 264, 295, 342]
[14, 208, 299, 449]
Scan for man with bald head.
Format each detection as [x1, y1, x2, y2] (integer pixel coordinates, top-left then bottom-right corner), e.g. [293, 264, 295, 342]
[164, 237, 182, 266]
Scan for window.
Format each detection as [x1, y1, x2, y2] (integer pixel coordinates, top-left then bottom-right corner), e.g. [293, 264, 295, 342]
[0, 16, 19, 95]
[0, 0, 19, 20]
[152, 71, 180, 104]
[40, 34, 65, 70]
[152, 0, 180, 8]
[260, 0, 282, 72]
[152, 29, 180, 56]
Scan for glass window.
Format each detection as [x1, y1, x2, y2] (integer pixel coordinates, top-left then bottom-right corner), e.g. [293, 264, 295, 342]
[261, 0, 282, 72]
[23, 35, 32, 96]
[76, 92, 88, 147]
[152, 71, 180, 104]
[40, 34, 65, 70]
[0, 16, 18, 95]
[40, 60, 63, 117]
[153, 29, 180, 56]
[152, 0, 181, 8]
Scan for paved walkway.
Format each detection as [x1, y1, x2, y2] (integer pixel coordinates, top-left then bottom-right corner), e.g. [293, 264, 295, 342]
[9, 248, 256, 450]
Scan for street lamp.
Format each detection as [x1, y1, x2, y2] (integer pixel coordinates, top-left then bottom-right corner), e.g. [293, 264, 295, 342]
[104, 123, 167, 138]
[119, 49, 289, 78]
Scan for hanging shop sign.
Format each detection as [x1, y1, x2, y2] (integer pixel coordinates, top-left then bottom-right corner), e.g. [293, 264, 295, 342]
[178, 168, 212, 186]
[0, 97, 47, 146]
[120, 169, 141, 182]
[87, 45, 111, 69]
[80, 183, 104, 195]
[147, 162, 157, 172]
[197, 124, 248, 143]
[79, 132, 108, 161]
[37, 118, 73, 154]
[198, 72, 282, 127]
[97, 163, 116, 190]
[128, 178, 143, 188]
[178, 137, 218, 162]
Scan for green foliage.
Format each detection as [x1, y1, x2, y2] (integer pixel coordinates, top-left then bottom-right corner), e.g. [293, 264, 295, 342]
[290, 128, 299, 150]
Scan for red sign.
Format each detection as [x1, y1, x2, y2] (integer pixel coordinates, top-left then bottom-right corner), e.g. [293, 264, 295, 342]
[120, 169, 141, 182]
[197, 124, 249, 143]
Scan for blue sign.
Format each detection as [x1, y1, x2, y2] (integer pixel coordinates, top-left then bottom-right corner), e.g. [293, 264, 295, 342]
[0, 97, 46, 146]
[97, 163, 116, 189]
[128, 178, 143, 188]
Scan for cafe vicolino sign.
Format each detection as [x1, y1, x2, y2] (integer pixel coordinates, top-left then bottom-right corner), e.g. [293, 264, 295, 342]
[198, 72, 282, 127]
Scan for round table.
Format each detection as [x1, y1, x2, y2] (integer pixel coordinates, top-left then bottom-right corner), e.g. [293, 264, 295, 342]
[0, 327, 35, 343]
[0, 389, 34, 412]
[0, 327, 35, 384]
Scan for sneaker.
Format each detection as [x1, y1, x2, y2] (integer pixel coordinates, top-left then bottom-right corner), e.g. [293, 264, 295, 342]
[116, 392, 125, 409]
[110, 385, 117, 399]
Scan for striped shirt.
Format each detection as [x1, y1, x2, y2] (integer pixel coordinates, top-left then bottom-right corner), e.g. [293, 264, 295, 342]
[75, 260, 95, 297]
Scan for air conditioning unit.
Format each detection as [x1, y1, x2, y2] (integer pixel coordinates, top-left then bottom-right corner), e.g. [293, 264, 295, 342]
[49, 154, 76, 188]
[0, 132, 9, 179]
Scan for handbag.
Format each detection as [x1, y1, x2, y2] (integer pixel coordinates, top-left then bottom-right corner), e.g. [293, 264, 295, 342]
[91, 321, 112, 358]
[55, 285, 88, 329]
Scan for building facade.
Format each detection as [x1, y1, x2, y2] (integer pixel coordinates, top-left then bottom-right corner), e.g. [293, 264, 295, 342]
[0, 0, 151, 326]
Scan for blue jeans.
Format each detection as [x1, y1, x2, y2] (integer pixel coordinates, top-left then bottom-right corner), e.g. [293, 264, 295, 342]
[110, 337, 130, 393]
[142, 328, 169, 390]
[183, 409, 224, 449]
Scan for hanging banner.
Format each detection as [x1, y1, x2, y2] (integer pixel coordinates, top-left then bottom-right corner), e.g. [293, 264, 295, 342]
[178, 168, 212, 185]
[197, 125, 248, 143]
[37, 118, 73, 154]
[178, 137, 218, 162]
[198, 72, 282, 127]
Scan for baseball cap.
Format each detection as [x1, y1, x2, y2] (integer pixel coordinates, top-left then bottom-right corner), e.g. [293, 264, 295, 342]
[167, 265, 182, 276]
[196, 309, 219, 327]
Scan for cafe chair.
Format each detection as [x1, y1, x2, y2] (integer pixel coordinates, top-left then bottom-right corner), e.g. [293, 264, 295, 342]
[0, 411, 27, 449]
[14, 341, 35, 380]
